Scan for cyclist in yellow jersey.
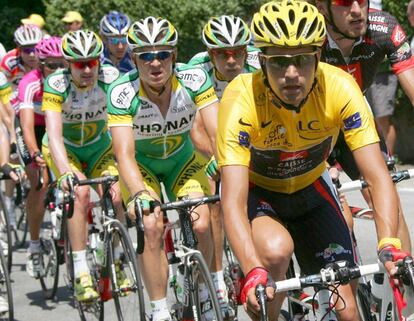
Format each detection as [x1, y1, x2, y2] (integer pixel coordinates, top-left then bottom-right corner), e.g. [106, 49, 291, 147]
[218, 1, 403, 320]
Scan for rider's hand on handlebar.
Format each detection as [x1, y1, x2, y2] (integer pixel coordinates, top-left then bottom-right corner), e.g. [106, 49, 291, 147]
[127, 190, 161, 220]
[1, 163, 26, 182]
[57, 171, 76, 192]
[241, 267, 276, 320]
[378, 238, 408, 277]
[31, 151, 46, 168]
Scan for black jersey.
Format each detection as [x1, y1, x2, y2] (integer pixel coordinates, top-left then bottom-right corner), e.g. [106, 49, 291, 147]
[321, 10, 414, 92]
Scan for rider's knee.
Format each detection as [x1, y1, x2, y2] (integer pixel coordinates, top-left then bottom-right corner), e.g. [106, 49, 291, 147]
[75, 186, 90, 205]
[261, 240, 293, 273]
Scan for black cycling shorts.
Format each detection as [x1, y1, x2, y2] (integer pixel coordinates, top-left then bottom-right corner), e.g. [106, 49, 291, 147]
[248, 171, 356, 275]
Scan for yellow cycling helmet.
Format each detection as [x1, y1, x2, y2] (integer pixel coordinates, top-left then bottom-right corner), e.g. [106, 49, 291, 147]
[251, 0, 326, 48]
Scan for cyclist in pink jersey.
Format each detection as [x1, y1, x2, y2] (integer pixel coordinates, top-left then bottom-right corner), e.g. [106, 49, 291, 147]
[17, 36, 66, 278]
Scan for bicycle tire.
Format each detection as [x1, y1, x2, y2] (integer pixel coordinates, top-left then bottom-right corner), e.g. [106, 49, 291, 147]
[39, 236, 59, 300]
[107, 220, 146, 321]
[356, 283, 376, 321]
[0, 193, 13, 273]
[190, 251, 223, 321]
[13, 204, 28, 248]
[0, 243, 13, 320]
[278, 309, 292, 321]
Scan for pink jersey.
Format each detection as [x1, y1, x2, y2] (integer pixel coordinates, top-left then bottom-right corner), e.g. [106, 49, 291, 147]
[17, 69, 45, 126]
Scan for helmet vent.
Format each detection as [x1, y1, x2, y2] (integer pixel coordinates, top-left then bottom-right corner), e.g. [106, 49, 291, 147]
[307, 18, 318, 38]
[277, 18, 288, 38]
[289, 9, 295, 25]
[296, 18, 306, 40]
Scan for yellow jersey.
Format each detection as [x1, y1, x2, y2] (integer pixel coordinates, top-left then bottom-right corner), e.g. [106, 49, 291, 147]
[217, 62, 379, 194]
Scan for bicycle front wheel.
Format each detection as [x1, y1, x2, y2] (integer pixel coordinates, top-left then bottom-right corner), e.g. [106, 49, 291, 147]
[190, 251, 223, 321]
[39, 237, 59, 300]
[0, 244, 13, 320]
[0, 193, 12, 273]
[13, 204, 28, 248]
[107, 220, 145, 321]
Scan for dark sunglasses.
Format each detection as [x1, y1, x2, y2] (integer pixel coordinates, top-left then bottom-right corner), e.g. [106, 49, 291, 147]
[261, 52, 316, 69]
[71, 59, 99, 70]
[331, 0, 367, 6]
[135, 50, 173, 62]
[21, 47, 36, 54]
[210, 47, 246, 59]
[42, 62, 65, 70]
[109, 37, 127, 45]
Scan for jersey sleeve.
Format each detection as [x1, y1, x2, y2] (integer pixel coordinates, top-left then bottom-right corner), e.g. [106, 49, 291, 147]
[107, 71, 140, 127]
[0, 71, 11, 105]
[376, 12, 414, 74]
[176, 64, 218, 109]
[42, 70, 69, 113]
[217, 75, 256, 168]
[332, 72, 379, 150]
[17, 72, 37, 110]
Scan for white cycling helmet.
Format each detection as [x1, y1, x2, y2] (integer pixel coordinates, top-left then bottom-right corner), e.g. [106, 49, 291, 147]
[61, 30, 103, 61]
[202, 15, 251, 49]
[100, 11, 131, 36]
[14, 24, 43, 47]
[127, 16, 178, 49]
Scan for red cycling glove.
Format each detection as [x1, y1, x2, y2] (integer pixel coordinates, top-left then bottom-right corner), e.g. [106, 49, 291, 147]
[240, 267, 273, 304]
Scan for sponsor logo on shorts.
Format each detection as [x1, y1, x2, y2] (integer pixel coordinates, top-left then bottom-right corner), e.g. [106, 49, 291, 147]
[315, 243, 352, 262]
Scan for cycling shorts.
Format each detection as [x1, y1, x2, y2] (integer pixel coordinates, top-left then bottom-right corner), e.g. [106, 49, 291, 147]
[120, 146, 211, 203]
[248, 170, 356, 275]
[42, 131, 118, 178]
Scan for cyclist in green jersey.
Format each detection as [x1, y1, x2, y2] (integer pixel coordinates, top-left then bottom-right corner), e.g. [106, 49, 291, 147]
[107, 17, 219, 321]
[42, 30, 126, 302]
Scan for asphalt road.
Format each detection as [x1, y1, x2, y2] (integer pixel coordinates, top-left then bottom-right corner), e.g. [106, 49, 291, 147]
[7, 164, 414, 321]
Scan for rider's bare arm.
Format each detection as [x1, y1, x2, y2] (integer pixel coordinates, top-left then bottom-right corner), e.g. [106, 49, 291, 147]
[221, 165, 263, 273]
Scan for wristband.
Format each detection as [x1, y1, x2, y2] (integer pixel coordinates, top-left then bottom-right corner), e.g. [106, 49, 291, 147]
[377, 238, 401, 251]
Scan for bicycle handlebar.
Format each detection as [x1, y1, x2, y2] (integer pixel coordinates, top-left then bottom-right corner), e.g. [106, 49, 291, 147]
[337, 168, 414, 193]
[159, 194, 220, 212]
[75, 175, 119, 186]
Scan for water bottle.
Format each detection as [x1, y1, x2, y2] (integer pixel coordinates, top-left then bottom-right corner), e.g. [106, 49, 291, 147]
[94, 234, 105, 266]
[50, 190, 64, 240]
[370, 273, 384, 313]
[175, 264, 186, 304]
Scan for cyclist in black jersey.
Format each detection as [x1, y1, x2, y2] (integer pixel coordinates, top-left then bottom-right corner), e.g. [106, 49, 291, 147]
[316, 0, 414, 253]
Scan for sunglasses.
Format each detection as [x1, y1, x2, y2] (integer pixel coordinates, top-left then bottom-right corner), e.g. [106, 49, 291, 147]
[109, 37, 127, 45]
[21, 47, 36, 54]
[135, 50, 174, 62]
[331, 0, 367, 6]
[42, 62, 66, 70]
[71, 59, 99, 70]
[210, 47, 246, 59]
[261, 52, 317, 69]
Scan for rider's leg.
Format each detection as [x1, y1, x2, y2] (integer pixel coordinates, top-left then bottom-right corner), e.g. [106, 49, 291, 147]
[376, 116, 396, 156]
[26, 166, 48, 244]
[252, 215, 293, 321]
[137, 189, 170, 319]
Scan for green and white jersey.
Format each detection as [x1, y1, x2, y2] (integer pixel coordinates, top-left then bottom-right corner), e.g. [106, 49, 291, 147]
[188, 45, 261, 99]
[107, 63, 218, 159]
[42, 65, 120, 147]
